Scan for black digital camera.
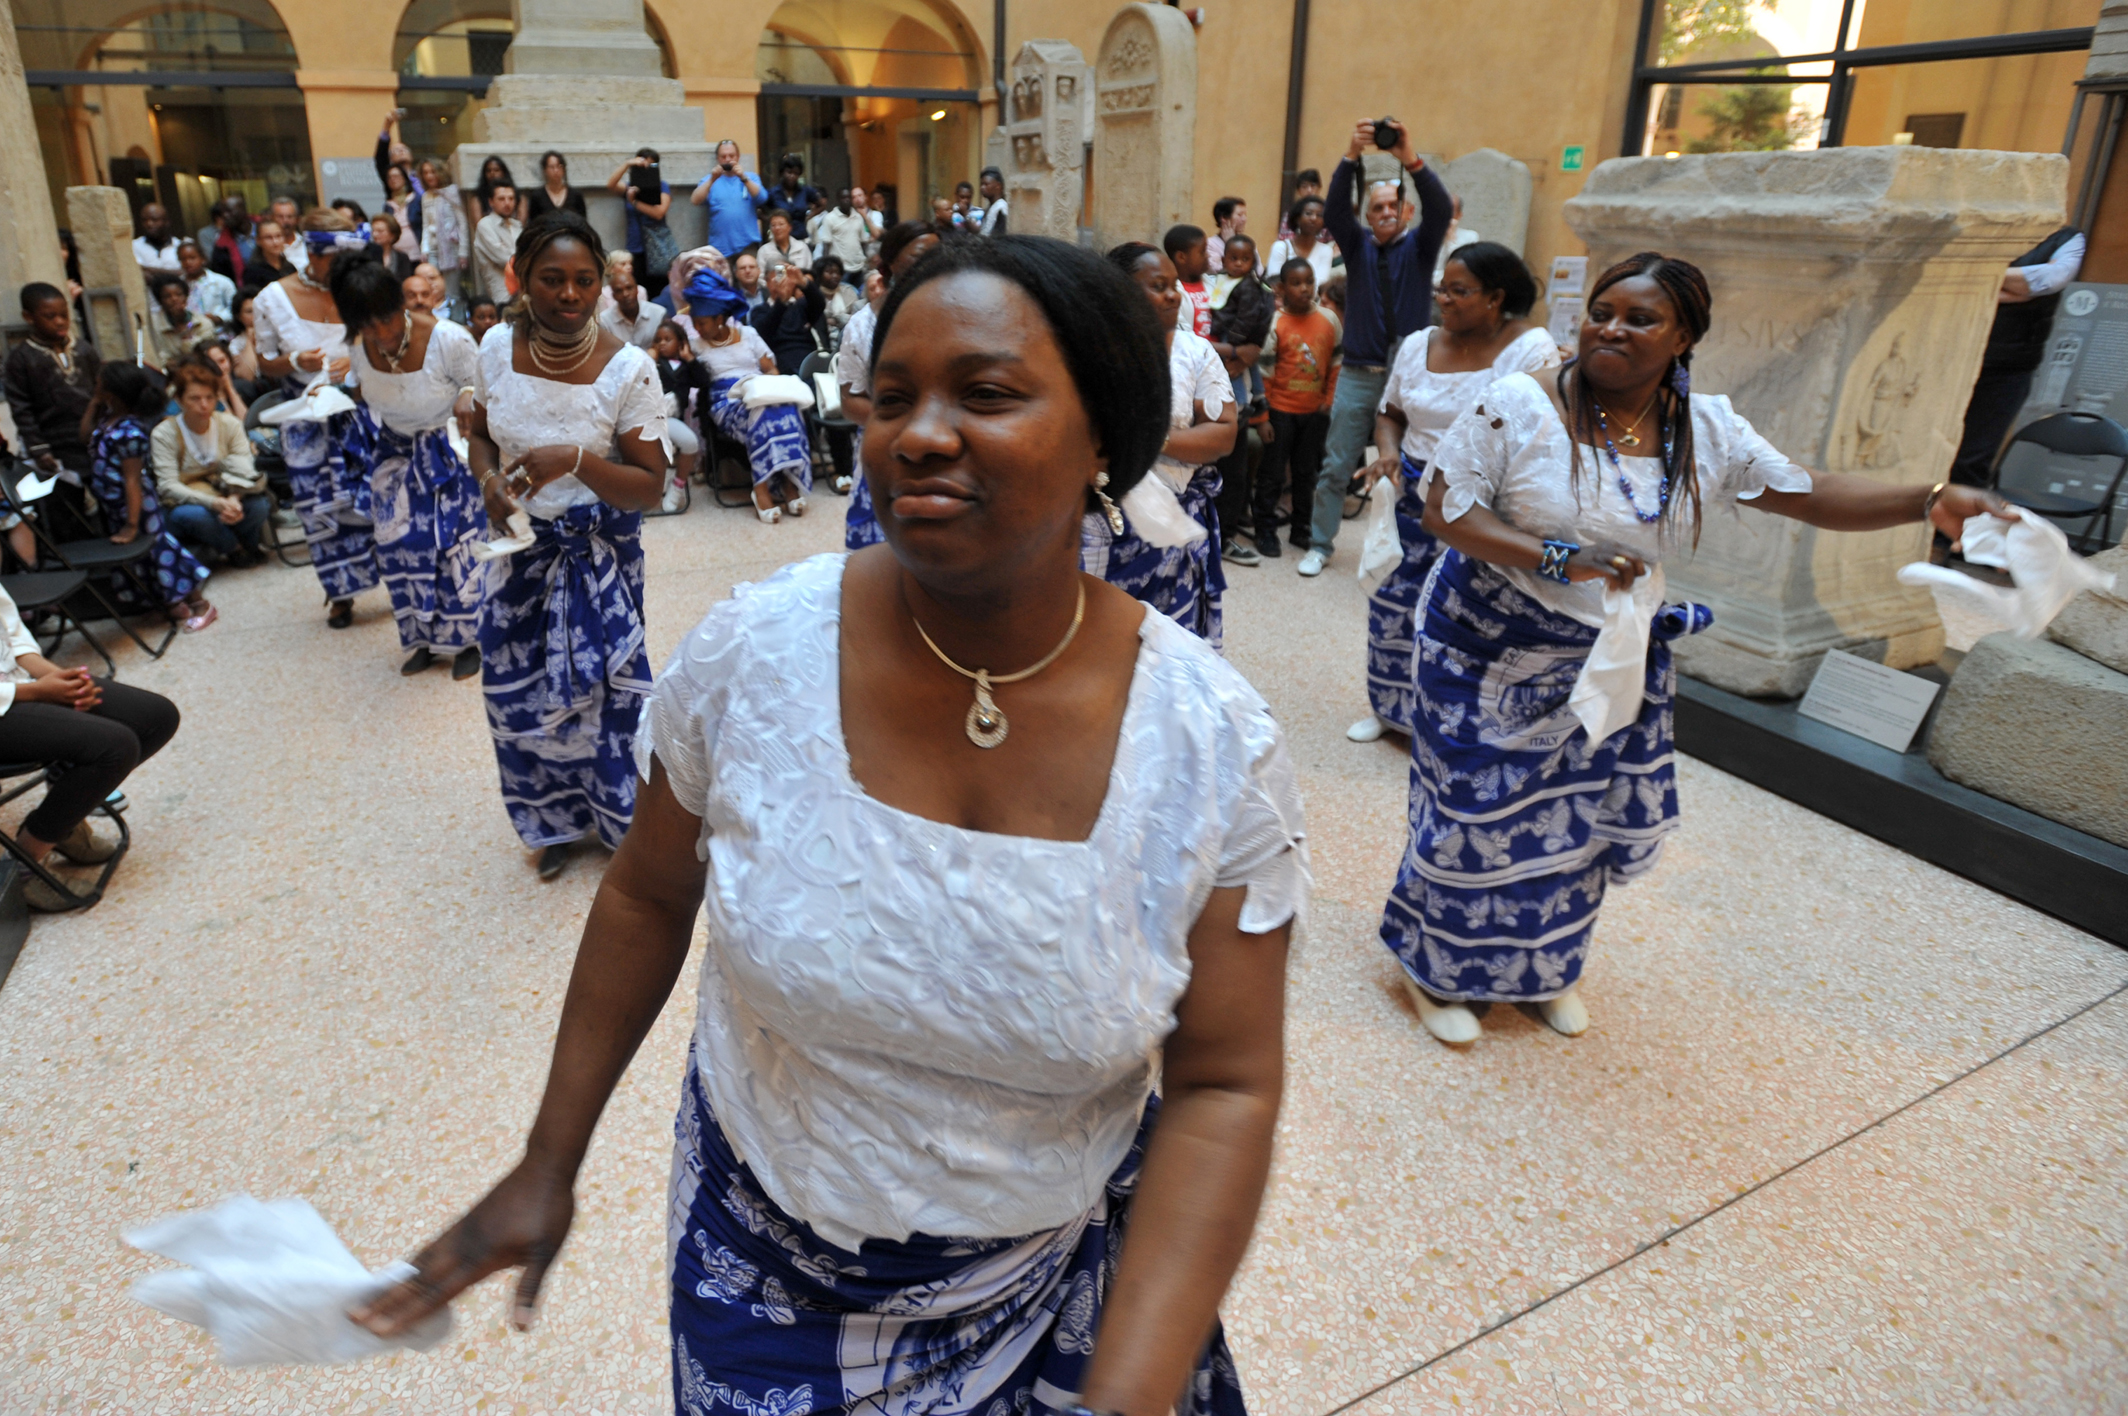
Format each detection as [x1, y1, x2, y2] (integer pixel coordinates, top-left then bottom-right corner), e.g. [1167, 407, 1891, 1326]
[1373, 117, 1403, 150]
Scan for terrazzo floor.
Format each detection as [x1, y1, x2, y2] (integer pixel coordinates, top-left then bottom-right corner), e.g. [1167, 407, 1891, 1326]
[0, 497, 2122, 1415]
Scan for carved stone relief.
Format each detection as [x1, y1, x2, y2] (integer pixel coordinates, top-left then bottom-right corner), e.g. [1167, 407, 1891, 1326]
[1091, 3, 1196, 251]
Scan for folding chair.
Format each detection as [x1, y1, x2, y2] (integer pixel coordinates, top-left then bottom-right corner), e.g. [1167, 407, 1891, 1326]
[1991, 412, 2128, 553]
[0, 458, 177, 659]
[0, 764, 131, 912]
[244, 389, 312, 567]
[799, 348, 859, 495]
[709, 425, 757, 509]
[2, 569, 116, 676]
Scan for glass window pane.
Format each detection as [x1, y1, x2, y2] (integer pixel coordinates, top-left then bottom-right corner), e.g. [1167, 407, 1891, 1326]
[1843, 51, 2090, 152]
[1847, 0, 2099, 49]
[1655, 0, 1851, 66]
[1639, 78, 1831, 155]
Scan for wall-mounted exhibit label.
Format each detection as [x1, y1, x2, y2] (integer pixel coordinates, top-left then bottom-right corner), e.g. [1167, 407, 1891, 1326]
[1797, 650, 1941, 753]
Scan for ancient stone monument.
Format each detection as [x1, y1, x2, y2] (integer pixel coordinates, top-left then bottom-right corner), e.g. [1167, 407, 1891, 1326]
[1564, 147, 2066, 696]
[997, 41, 1090, 242]
[1092, 3, 1196, 251]
[0, 5, 64, 299]
[451, 0, 713, 259]
[65, 187, 150, 364]
[1441, 148, 1532, 256]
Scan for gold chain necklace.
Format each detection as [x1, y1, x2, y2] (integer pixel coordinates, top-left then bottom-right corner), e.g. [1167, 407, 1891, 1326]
[526, 317, 599, 377]
[910, 580, 1086, 749]
[1594, 386, 1662, 449]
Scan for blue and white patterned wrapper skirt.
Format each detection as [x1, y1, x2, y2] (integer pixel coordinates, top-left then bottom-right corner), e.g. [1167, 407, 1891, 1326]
[361, 411, 486, 652]
[844, 434, 884, 550]
[281, 409, 380, 603]
[477, 499, 650, 849]
[1379, 550, 1710, 1002]
[667, 1060, 1248, 1416]
[1079, 466, 1224, 650]
[709, 376, 812, 494]
[1363, 458, 1446, 734]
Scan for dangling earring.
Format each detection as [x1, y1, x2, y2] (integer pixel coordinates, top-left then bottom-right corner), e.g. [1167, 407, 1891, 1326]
[1671, 357, 1692, 398]
[1094, 471, 1125, 534]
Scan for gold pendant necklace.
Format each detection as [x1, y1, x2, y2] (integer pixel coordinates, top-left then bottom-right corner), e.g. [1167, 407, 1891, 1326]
[910, 581, 1087, 749]
[1598, 388, 1661, 448]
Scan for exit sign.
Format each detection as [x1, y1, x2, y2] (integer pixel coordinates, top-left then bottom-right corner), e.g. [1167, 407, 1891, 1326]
[1562, 145, 1586, 172]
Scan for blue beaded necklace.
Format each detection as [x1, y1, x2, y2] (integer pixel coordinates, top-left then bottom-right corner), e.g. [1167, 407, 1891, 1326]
[1594, 400, 1673, 524]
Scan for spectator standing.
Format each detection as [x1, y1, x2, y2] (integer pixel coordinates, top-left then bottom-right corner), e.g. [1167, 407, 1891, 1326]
[599, 269, 665, 349]
[756, 208, 812, 277]
[978, 167, 1008, 235]
[522, 151, 587, 223]
[691, 139, 768, 255]
[1208, 235, 1274, 567]
[608, 149, 677, 299]
[250, 219, 299, 284]
[415, 158, 468, 306]
[763, 154, 820, 240]
[1275, 170, 1323, 241]
[368, 213, 416, 281]
[1297, 116, 1452, 577]
[953, 180, 977, 228]
[133, 204, 182, 273]
[205, 198, 255, 287]
[1267, 195, 1338, 292]
[1252, 259, 1340, 559]
[267, 196, 301, 238]
[1163, 224, 1212, 337]
[1206, 196, 1249, 270]
[380, 164, 422, 264]
[472, 185, 521, 303]
[1948, 225, 2086, 487]
[849, 185, 886, 257]
[810, 189, 869, 269]
[468, 155, 515, 242]
[176, 241, 236, 327]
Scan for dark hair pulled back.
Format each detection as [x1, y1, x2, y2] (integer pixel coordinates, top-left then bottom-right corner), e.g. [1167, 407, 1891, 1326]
[1444, 241, 1538, 319]
[509, 211, 607, 336]
[328, 248, 404, 345]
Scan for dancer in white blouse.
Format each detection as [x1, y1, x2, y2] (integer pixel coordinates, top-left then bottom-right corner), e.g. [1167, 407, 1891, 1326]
[358, 236, 1305, 1416]
[1350, 242, 1557, 742]
[465, 212, 668, 880]
[255, 209, 377, 629]
[334, 254, 488, 677]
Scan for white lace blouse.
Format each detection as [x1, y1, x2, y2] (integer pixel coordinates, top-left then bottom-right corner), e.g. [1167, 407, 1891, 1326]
[1380, 326, 1556, 469]
[1435, 373, 1813, 625]
[638, 553, 1309, 1250]
[473, 324, 665, 517]
[1154, 328, 1232, 491]
[252, 280, 347, 372]
[350, 319, 479, 434]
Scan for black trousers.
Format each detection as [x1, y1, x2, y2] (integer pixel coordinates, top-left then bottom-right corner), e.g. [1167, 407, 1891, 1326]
[1253, 409, 1329, 546]
[1214, 423, 1261, 544]
[825, 426, 855, 482]
[0, 679, 179, 841]
[1949, 366, 2036, 487]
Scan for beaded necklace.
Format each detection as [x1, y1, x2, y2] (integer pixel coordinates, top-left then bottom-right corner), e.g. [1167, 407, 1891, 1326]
[1593, 399, 1674, 525]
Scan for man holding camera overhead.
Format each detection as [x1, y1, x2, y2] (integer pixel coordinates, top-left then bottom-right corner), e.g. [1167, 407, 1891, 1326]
[1296, 116, 1454, 577]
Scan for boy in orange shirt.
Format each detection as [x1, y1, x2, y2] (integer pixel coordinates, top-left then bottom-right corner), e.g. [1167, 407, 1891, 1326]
[1251, 258, 1341, 557]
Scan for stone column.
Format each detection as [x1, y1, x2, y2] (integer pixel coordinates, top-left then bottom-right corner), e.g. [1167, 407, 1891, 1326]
[66, 187, 151, 364]
[1002, 41, 1091, 241]
[452, 0, 717, 260]
[1092, 3, 1196, 251]
[1563, 148, 2066, 697]
[0, 0, 65, 298]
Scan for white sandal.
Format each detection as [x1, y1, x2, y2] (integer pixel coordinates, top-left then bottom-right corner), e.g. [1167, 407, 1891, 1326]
[756, 506, 781, 525]
[1346, 714, 1389, 743]
[1538, 986, 1589, 1036]
[1402, 975, 1481, 1044]
[785, 496, 807, 518]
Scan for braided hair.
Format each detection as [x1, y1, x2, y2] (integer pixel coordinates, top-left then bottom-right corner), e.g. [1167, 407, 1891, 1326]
[508, 210, 607, 336]
[1559, 251, 1712, 543]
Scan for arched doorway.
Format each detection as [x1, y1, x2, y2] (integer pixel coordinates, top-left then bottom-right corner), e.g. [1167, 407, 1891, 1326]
[755, 0, 983, 229]
[15, 0, 312, 233]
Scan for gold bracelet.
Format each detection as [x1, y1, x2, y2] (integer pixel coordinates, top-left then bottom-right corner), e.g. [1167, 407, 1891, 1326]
[1922, 480, 1946, 519]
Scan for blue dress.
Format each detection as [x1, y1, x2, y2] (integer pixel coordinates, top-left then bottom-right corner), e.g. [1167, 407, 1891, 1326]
[281, 404, 380, 603]
[86, 418, 209, 610]
[1363, 456, 1446, 733]
[1079, 466, 1224, 650]
[705, 375, 811, 494]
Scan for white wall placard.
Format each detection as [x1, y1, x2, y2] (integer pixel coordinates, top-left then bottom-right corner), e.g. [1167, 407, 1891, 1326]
[1796, 649, 1941, 753]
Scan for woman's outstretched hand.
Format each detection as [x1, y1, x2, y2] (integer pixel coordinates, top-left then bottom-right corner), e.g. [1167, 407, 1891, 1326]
[1929, 483, 2016, 542]
[348, 1158, 575, 1338]
[1567, 548, 1647, 592]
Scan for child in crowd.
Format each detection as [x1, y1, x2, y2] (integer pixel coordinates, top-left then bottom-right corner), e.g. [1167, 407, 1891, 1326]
[1163, 223, 1212, 338]
[149, 274, 217, 364]
[1208, 234, 1274, 566]
[466, 296, 499, 344]
[1251, 258, 1341, 559]
[817, 255, 859, 335]
[85, 360, 216, 629]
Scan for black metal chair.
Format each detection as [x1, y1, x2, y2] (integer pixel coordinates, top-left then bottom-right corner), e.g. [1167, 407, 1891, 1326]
[708, 420, 756, 509]
[1, 569, 116, 676]
[1991, 411, 2128, 552]
[244, 389, 311, 566]
[799, 348, 858, 496]
[0, 458, 177, 659]
[0, 764, 131, 912]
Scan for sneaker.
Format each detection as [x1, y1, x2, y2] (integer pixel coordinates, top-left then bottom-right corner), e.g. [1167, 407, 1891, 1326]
[660, 484, 684, 514]
[1221, 537, 1260, 567]
[53, 819, 118, 864]
[1297, 549, 1327, 577]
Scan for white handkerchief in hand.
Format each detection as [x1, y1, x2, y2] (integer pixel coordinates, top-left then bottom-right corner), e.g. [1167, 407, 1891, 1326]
[127, 1195, 451, 1367]
[1357, 486, 1401, 584]
[470, 510, 535, 562]
[1896, 512, 2115, 639]
[14, 469, 59, 502]
[1568, 575, 1663, 747]
[1119, 473, 1207, 549]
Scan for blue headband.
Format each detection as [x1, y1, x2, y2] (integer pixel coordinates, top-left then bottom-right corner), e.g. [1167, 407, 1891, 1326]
[684, 267, 749, 319]
[305, 225, 371, 255]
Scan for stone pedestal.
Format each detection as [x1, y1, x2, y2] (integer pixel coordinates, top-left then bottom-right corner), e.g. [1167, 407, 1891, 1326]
[1442, 148, 1532, 256]
[66, 187, 149, 365]
[0, 0, 64, 301]
[452, 0, 716, 261]
[1001, 41, 1090, 241]
[1092, 4, 1195, 251]
[1564, 148, 2067, 697]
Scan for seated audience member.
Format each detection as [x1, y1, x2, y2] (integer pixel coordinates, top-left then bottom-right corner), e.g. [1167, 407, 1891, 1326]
[599, 268, 664, 349]
[646, 319, 703, 511]
[750, 262, 825, 375]
[403, 271, 436, 315]
[226, 290, 262, 392]
[686, 268, 811, 523]
[757, 208, 812, 276]
[85, 361, 215, 630]
[177, 240, 236, 328]
[817, 255, 859, 335]
[466, 295, 500, 344]
[730, 251, 766, 312]
[204, 197, 255, 287]
[149, 273, 217, 365]
[412, 261, 456, 323]
[0, 578, 181, 910]
[5, 281, 101, 478]
[133, 203, 182, 273]
[153, 359, 272, 567]
[199, 343, 249, 422]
